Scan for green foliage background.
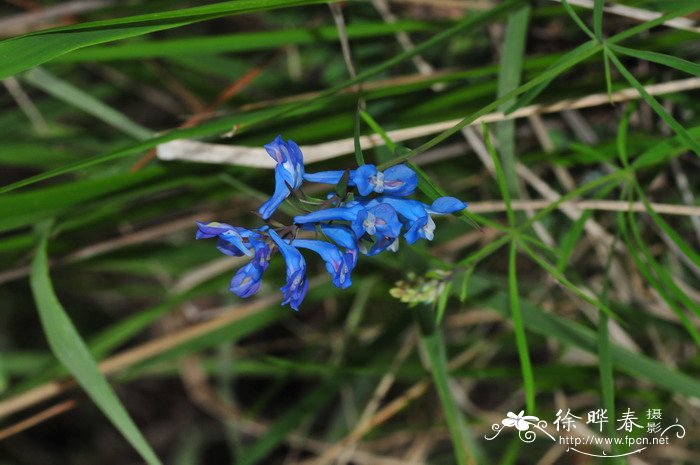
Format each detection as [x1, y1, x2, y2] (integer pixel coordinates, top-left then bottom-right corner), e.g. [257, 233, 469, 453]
[0, 1, 699, 464]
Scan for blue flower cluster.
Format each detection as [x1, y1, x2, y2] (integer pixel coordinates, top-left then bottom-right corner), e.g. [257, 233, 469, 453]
[196, 136, 467, 311]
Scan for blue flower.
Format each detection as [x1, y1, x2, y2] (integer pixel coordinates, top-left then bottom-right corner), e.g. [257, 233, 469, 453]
[352, 164, 379, 196]
[304, 163, 417, 197]
[371, 196, 466, 244]
[229, 263, 263, 297]
[351, 203, 402, 239]
[366, 235, 400, 256]
[258, 136, 305, 219]
[269, 230, 308, 311]
[292, 239, 352, 289]
[198, 134, 468, 312]
[362, 164, 417, 197]
[196, 221, 259, 257]
[229, 237, 272, 297]
[320, 224, 359, 269]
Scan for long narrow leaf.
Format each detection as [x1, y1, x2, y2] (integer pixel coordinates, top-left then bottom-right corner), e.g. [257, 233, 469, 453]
[30, 222, 161, 465]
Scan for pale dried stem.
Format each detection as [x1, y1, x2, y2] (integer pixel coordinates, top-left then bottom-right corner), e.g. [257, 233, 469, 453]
[158, 78, 700, 167]
[550, 0, 700, 34]
[0, 400, 76, 441]
[2, 77, 50, 135]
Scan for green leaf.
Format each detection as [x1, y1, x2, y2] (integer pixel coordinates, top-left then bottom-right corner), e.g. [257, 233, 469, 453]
[435, 281, 452, 326]
[505, 40, 600, 114]
[610, 44, 700, 77]
[353, 101, 365, 166]
[632, 125, 700, 168]
[607, 51, 700, 157]
[496, 4, 530, 193]
[417, 314, 480, 465]
[0, 0, 329, 79]
[486, 290, 700, 399]
[30, 221, 161, 465]
[509, 241, 536, 413]
[560, 0, 595, 39]
[23, 67, 152, 140]
[483, 123, 515, 226]
[0, 167, 165, 233]
[57, 20, 439, 62]
[593, 0, 604, 40]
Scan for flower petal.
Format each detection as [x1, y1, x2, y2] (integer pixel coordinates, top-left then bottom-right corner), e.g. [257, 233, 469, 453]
[269, 230, 308, 310]
[294, 204, 363, 224]
[428, 196, 467, 215]
[258, 165, 292, 219]
[293, 239, 352, 289]
[382, 164, 418, 197]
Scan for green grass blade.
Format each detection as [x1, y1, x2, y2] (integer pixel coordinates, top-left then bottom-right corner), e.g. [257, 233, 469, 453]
[509, 241, 536, 413]
[380, 39, 602, 166]
[632, 183, 700, 267]
[597, 230, 620, 460]
[593, 0, 604, 40]
[30, 221, 161, 465]
[485, 290, 700, 399]
[0, 0, 329, 79]
[416, 312, 479, 465]
[617, 208, 700, 345]
[607, 51, 700, 157]
[496, 4, 530, 192]
[505, 40, 600, 114]
[483, 123, 515, 226]
[560, 0, 595, 38]
[23, 67, 152, 140]
[57, 21, 439, 62]
[519, 239, 616, 320]
[353, 102, 365, 166]
[610, 44, 700, 77]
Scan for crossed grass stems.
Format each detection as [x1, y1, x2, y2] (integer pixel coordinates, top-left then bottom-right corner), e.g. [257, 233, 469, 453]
[2, 2, 700, 465]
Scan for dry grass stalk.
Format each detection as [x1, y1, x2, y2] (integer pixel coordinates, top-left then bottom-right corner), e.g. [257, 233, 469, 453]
[157, 78, 700, 167]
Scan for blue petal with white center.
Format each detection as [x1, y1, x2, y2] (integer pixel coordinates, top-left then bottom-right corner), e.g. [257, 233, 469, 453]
[381, 164, 418, 197]
[351, 203, 402, 239]
[304, 163, 417, 197]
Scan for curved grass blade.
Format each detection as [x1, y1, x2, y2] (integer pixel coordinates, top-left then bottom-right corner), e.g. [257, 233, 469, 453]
[30, 221, 161, 465]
